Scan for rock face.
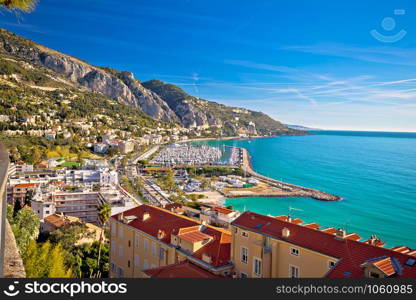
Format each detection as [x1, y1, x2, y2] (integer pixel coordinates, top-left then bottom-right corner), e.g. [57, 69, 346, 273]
[0, 29, 178, 122]
[0, 28, 296, 135]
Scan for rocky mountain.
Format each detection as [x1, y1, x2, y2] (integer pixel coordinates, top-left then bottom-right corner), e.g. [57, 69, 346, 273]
[0, 28, 298, 136]
[0, 28, 178, 123]
[285, 124, 322, 131]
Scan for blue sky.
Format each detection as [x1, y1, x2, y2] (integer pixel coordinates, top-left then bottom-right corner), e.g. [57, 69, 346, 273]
[2, 0, 416, 131]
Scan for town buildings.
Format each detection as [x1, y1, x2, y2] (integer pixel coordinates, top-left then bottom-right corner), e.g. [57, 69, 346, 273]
[7, 182, 37, 205]
[41, 213, 104, 245]
[230, 211, 416, 278]
[119, 140, 135, 154]
[109, 204, 233, 278]
[94, 143, 109, 154]
[32, 190, 105, 223]
[199, 206, 241, 229]
[109, 204, 416, 279]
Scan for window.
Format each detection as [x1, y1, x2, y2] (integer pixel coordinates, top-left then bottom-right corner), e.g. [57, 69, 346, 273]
[241, 231, 249, 238]
[241, 247, 248, 264]
[134, 255, 140, 267]
[127, 260, 130, 268]
[134, 234, 140, 248]
[118, 226, 124, 239]
[111, 223, 116, 236]
[144, 239, 149, 252]
[151, 263, 156, 269]
[128, 240, 131, 247]
[253, 257, 262, 276]
[159, 247, 165, 260]
[328, 261, 336, 269]
[240, 272, 248, 278]
[234, 227, 238, 234]
[152, 242, 157, 257]
[110, 263, 116, 272]
[118, 245, 124, 257]
[369, 272, 380, 278]
[290, 265, 299, 278]
[143, 259, 149, 270]
[117, 267, 124, 278]
[290, 248, 299, 256]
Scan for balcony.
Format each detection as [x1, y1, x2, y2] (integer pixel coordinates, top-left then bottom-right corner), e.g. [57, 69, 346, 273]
[0, 143, 26, 277]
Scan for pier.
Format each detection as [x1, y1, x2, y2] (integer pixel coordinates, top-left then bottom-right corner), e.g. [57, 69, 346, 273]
[235, 147, 342, 201]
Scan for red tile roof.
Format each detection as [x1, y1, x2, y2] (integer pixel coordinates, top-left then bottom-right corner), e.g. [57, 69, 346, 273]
[179, 230, 212, 243]
[345, 233, 362, 241]
[362, 257, 396, 276]
[304, 222, 320, 230]
[112, 205, 197, 244]
[232, 211, 416, 278]
[214, 207, 234, 215]
[112, 205, 232, 267]
[44, 213, 80, 228]
[143, 261, 222, 278]
[14, 183, 37, 188]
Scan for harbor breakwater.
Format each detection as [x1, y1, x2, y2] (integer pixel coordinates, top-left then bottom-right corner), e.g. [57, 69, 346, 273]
[238, 147, 342, 201]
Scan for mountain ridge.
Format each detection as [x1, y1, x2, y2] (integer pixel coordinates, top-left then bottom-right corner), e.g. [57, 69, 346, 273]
[0, 27, 299, 136]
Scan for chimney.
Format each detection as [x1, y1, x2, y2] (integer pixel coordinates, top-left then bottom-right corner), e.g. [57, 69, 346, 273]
[368, 234, 383, 246]
[143, 212, 150, 221]
[157, 229, 166, 240]
[336, 228, 346, 238]
[202, 253, 212, 264]
[282, 227, 290, 238]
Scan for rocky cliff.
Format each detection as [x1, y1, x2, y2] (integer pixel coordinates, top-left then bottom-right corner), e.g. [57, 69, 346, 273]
[0, 28, 297, 135]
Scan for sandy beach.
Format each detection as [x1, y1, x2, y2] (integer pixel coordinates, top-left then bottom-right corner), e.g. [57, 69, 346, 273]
[188, 190, 225, 206]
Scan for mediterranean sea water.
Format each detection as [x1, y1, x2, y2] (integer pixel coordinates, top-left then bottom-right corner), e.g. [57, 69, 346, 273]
[193, 131, 416, 248]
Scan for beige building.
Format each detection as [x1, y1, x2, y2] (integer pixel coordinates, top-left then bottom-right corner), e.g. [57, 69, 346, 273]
[231, 211, 416, 278]
[41, 213, 104, 245]
[108, 206, 416, 278]
[109, 204, 232, 278]
[118, 140, 135, 154]
[7, 183, 37, 205]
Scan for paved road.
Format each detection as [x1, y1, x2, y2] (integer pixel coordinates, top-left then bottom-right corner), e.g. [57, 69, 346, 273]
[132, 145, 160, 164]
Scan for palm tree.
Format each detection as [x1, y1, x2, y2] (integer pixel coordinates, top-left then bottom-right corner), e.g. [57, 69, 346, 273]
[0, 0, 38, 12]
[96, 202, 111, 275]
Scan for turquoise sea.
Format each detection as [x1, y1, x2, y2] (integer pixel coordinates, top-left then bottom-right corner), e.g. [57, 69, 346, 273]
[192, 131, 416, 248]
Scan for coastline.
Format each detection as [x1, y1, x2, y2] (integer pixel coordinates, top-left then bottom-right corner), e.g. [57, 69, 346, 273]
[178, 131, 310, 144]
[178, 134, 341, 203]
[177, 135, 263, 144]
[238, 147, 342, 201]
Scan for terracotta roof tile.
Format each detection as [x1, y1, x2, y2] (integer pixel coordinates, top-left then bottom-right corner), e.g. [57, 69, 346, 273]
[112, 205, 231, 267]
[179, 230, 212, 243]
[143, 261, 222, 278]
[231, 211, 416, 278]
[213, 207, 234, 215]
[14, 183, 37, 188]
[361, 256, 397, 276]
[304, 222, 320, 230]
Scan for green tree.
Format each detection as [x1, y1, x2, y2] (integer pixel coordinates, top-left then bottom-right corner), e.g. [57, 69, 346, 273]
[13, 199, 22, 217]
[23, 241, 73, 278]
[10, 208, 40, 253]
[24, 189, 34, 207]
[158, 170, 178, 193]
[96, 203, 111, 275]
[0, 0, 37, 12]
[48, 223, 94, 251]
[32, 146, 42, 164]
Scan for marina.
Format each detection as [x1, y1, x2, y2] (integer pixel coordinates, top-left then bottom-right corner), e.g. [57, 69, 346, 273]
[151, 144, 222, 166]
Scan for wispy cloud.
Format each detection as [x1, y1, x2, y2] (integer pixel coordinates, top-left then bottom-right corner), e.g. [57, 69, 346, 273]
[283, 43, 416, 66]
[223, 59, 297, 74]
